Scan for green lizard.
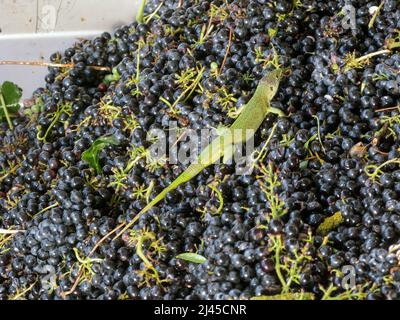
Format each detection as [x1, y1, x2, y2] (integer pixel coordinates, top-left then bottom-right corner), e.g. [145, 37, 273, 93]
[115, 69, 284, 238]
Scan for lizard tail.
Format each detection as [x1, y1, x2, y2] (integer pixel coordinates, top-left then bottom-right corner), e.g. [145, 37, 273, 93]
[114, 164, 205, 239]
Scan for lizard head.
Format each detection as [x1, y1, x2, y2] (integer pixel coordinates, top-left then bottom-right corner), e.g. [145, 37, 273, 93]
[259, 68, 282, 102]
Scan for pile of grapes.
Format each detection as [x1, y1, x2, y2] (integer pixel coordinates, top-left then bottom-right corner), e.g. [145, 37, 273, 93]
[1, 0, 400, 300]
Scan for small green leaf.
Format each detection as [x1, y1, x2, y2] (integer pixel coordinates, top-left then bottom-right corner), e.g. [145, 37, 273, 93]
[268, 28, 278, 39]
[104, 68, 121, 84]
[1, 81, 22, 106]
[300, 160, 309, 170]
[317, 212, 344, 236]
[176, 253, 207, 264]
[0, 104, 20, 118]
[82, 135, 120, 174]
[0, 81, 22, 128]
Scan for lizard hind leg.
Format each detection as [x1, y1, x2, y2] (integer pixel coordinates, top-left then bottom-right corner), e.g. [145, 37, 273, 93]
[267, 106, 286, 118]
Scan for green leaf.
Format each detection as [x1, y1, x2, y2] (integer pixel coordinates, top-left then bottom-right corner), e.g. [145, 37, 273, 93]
[268, 28, 278, 39]
[1, 81, 22, 106]
[104, 68, 121, 84]
[176, 253, 207, 264]
[317, 212, 344, 236]
[0, 81, 22, 128]
[300, 160, 309, 170]
[82, 136, 120, 174]
[0, 104, 20, 118]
